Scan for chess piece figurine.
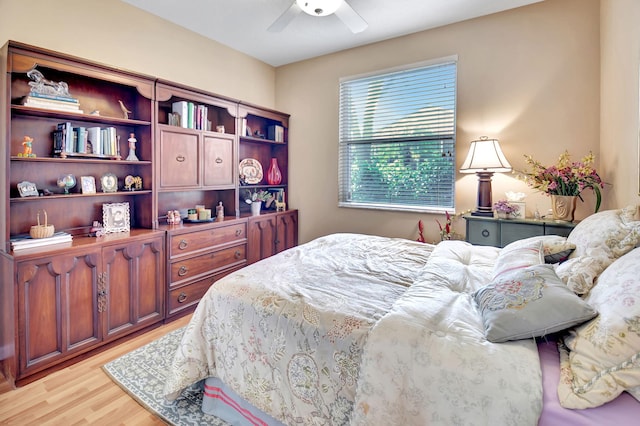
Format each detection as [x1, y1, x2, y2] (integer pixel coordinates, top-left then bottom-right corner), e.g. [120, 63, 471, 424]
[118, 100, 132, 119]
[126, 133, 139, 161]
[216, 201, 224, 221]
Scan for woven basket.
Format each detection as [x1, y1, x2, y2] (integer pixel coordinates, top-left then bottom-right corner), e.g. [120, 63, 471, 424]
[30, 210, 55, 239]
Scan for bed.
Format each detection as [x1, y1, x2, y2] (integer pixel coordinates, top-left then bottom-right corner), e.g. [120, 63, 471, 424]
[163, 205, 640, 425]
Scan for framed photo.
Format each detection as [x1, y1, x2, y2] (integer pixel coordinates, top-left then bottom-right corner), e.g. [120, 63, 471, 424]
[102, 202, 130, 233]
[100, 173, 118, 193]
[81, 176, 96, 194]
[17, 181, 39, 197]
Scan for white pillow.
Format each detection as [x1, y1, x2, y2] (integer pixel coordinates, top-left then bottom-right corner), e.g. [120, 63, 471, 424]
[501, 235, 575, 264]
[492, 239, 544, 280]
[558, 248, 640, 408]
[555, 205, 640, 294]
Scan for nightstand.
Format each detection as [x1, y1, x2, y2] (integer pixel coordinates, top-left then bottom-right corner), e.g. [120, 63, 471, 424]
[464, 216, 576, 248]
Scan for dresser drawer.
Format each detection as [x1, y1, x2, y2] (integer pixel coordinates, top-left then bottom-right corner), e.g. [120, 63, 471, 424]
[167, 266, 241, 316]
[465, 219, 500, 246]
[170, 244, 246, 285]
[169, 223, 246, 257]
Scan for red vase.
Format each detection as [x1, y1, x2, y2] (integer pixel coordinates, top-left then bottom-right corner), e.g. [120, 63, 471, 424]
[266, 158, 282, 185]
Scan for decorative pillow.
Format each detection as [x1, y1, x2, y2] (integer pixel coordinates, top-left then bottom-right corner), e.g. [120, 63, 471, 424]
[555, 205, 640, 294]
[500, 235, 575, 264]
[474, 264, 597, 343]
[492, 239, 544, 280]
[557, 247, 640, 409]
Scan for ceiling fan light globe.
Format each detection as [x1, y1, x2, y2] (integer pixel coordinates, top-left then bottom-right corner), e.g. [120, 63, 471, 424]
[296, 0, 342, 17]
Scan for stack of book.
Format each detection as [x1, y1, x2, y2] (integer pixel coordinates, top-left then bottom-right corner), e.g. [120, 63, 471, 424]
[54, 122, 118, 157]
[268, 125, 285, 142]
[171, 101, 211, 130]
[10, 231, 73, 251]
[22, 92, 83, 114]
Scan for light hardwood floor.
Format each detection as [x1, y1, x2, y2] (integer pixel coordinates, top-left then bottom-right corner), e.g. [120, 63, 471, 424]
[0, 315, 191, 425]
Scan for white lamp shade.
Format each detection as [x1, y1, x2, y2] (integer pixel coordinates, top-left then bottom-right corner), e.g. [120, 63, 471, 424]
[296, 0, 342, 16]
[460, 137, 512, 173]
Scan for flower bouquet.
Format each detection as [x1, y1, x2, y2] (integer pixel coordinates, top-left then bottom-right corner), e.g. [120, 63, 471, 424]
[493, 200, 519, 218]
[521, 150, 604, 212]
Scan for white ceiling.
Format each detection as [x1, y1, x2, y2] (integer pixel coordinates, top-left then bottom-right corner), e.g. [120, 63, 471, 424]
[121, 0, 543, 67]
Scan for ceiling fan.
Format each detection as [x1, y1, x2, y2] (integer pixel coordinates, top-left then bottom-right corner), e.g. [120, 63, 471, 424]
[268, 0, 368, 34]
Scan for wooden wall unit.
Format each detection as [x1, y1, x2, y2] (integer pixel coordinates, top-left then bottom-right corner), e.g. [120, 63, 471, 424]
[1, 41, 298, 387]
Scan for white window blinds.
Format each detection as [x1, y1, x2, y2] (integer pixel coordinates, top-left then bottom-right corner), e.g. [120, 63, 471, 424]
[338, 58, 457, 212]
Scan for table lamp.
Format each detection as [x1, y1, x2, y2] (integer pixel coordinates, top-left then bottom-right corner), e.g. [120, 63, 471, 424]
[460, 136, 512, 217]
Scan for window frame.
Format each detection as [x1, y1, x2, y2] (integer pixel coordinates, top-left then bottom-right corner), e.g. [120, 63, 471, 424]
[338, 56, 458, 214]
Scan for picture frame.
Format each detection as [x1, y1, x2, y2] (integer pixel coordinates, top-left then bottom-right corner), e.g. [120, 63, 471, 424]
[102, 202, 130, 233]
[511, 201, 526, 219]
[80, 176, 96, 194]
[100, 173, 118, 193]
[17, 181, 39, 197]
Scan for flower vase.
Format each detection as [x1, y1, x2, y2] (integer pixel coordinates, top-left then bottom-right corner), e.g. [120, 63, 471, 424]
[551, 195, 577, 222]
[266, 158, 282, 185]
[496, 212, 509, 219]
[250, 201, 262, 216]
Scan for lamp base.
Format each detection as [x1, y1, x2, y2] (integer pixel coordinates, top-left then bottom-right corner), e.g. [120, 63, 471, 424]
[471, 209, 495, 217]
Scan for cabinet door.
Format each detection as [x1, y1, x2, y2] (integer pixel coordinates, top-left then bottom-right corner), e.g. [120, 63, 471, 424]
[247, 215, 277, 264]
[276, 210, 299, 254]
[159, 128, 200, 188]
[102, 235, 165, 340]
[17, 250, 101, 377]
[203, 134, 234, 187]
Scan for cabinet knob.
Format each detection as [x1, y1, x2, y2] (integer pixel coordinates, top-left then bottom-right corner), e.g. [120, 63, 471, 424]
[176, 154, 185, 162]
[234, 250, 242, 259]
[178, 265, 188, 276]
[177, 292, 188, 303]
[178, 239, 188, 250]
[235, 229, 242, 236]
[215, 157, 223, 164]
[481, 229, 490, 237]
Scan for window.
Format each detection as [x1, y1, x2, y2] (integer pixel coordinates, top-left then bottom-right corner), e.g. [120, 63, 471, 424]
[338, 57, 457, 213]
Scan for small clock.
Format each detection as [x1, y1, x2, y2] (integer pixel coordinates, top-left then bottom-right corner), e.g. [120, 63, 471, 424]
[101, 173, 118, 193]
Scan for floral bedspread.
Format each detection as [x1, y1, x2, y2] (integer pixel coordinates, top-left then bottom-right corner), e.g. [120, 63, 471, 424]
[163, 235, 543, 425]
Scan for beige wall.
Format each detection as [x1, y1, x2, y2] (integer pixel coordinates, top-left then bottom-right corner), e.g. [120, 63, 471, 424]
[3, 0, 636, 245]
[600, 0, 640, 209]
[277, 0, 602, 243]
[0, 0, 276, 108]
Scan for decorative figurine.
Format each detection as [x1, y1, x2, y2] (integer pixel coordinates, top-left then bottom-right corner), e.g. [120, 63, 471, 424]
[216, 201, 224, 221]
[118, 100, 132, 119]
[27, 68, 72, 98]
[126, 133, 139, 161]
[19, 136, 36, 157]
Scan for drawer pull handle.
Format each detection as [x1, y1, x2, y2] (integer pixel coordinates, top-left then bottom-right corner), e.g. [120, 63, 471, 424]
[235, 229, 242, 236]
[178, 239, 188, 250]
[176, 155, 185, 162]
[481, 229, 490, 237]
[178, 265, 188, 276]
[234, 250, 242, 259]
[177, 292, 188, 303]
[215, 157, 223, 164]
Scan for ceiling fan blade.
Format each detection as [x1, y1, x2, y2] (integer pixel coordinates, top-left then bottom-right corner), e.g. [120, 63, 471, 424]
[268, 2, 302, 32]
[334, 1, 368, 34]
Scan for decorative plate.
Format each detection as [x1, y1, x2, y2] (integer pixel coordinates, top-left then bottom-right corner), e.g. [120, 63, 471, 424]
[101, 173, 118, 193]
[239, 158, 263, 185]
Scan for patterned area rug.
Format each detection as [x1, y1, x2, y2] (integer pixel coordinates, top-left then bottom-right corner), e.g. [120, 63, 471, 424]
[102, 327, 228, 425]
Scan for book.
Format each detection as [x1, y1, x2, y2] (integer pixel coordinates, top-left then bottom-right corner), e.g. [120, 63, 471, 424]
[23, 96, 83, 113]
[11, 231, 73, 251]
[187, 102, 195, 129]
[87, 127, 102, 155]
[172, 101, 188, 128]
[26, 92, 79, 103]
[74, 127, 87, 153]
[57, 122, 73, 154]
